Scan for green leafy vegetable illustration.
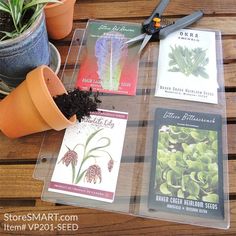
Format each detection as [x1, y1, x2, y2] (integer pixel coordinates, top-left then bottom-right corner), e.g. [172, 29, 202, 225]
[95, 32, 128, 91]
[155, 126, 219, 203]
[58, 128, 113, 184]
[168, 45, 209, 79]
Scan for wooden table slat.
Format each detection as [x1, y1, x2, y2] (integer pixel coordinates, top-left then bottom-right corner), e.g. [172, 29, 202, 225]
[0, 160, 236, 198]
[0, 123, 235, 160]
[75, 0, 236, 19]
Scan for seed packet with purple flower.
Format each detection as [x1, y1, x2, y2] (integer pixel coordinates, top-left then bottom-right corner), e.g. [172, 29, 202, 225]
[48, 109, 128, 203]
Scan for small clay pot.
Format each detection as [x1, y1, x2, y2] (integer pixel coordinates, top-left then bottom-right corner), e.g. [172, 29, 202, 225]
[0, 65, 76, 138]
[44, 0, 76, 40]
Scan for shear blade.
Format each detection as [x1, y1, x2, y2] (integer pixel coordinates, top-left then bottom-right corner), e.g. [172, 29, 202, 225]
[138, 34, 152, 53]
[125, 33, 146, 45]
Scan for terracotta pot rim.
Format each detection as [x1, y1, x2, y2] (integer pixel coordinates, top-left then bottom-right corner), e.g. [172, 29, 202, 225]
[45, 0, 76, 10]
[26, 65, 76, 130]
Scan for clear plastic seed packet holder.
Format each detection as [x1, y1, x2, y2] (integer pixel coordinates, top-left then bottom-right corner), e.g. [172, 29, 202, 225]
[34, 20, 230, 229]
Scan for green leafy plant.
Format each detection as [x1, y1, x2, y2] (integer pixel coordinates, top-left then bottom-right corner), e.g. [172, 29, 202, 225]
[0, 0, 60, 40]
[168, 45, 209, 79]
[58, 128, 114, 184]
[155, 125, 219, 203]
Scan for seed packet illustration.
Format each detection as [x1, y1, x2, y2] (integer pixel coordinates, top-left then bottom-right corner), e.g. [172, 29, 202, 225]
[76, 20, 142, 95]
[48, 109, 128, 203]
[149, 108, 224, 219]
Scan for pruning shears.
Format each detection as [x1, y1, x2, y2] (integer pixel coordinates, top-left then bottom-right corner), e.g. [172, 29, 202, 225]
[125, 0, 203, 53]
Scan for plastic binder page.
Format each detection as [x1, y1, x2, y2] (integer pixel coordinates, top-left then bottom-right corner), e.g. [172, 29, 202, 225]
[35, 24, 229, 229]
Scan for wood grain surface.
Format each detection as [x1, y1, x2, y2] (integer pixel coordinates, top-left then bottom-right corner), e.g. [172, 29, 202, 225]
[0, 0, 235, 235]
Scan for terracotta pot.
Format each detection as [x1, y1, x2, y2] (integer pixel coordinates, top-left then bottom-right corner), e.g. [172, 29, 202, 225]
[44, 0, 76, 40]
[0, 65, 76, 138]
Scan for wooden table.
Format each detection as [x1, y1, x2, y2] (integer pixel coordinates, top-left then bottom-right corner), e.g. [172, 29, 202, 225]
[0, 0, 236, 235]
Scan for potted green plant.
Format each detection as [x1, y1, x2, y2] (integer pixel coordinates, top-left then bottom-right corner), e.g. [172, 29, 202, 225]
[0, 65, 100, 138]
[0, 0, 60, 89]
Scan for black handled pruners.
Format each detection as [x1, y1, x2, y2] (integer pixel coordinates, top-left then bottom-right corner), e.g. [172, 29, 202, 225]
[125, 0, 203, 53]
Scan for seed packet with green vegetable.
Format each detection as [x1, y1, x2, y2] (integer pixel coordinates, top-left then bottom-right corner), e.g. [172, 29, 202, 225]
[148, 108, 224, 219]
[155, 29, 219, 104]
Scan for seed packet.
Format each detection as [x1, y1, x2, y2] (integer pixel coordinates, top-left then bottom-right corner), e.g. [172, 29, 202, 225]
[155, 29, 218, 104]
[48, 109, 128, 203]
[148, 108, 224, 219]
[76, 20, 142, 95]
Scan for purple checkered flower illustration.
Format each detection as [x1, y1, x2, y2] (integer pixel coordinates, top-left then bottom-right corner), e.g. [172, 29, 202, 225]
[84, 164, 102, 184]
[108, 159, 114, 172]
[59, 129, 114, 184]
[58, 146, 78, 167]
[58, 144, 83, 183]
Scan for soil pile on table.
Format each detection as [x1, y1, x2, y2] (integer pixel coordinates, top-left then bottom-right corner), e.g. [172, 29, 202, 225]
[53, 88, 101, 121]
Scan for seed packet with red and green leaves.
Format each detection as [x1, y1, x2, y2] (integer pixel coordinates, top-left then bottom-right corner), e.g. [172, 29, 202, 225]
[76, 20, 142, 95]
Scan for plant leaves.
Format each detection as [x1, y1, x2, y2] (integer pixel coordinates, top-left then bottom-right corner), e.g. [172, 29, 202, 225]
[72, 163, 76, 183]
[156, 125, 219, 202]
[191, 130, 208, 142]
[197, 171, 208, 184]
[211, 175, 218, 189]
[0, 0, 61, 40]
[177, 189, 185, 198]
[155, 166, 162, 183]
[86, 137, 111, 157]
[75, 169, 87, 184]
[181, 175, 189, 192]
[160, 183, 172, 195]
[187, 181, 200, 197]
[0, 1, 11, 13]
[202, 193, 219, 203]
[208, 163, 218, 173]
[84, 128, 104, 151]
[23, 0, 61, 10]
[168, 59, 176, 67]
[95, 31, 128, 91]
[167, 159, 182, 175]
[166, 170, 181, 188]
[168, 45, 209, 79]
[186, 160, 203, 171]
[7, 0, 24, 31]
[195, 66, 209, 79]
[187, 195, 198, 200]
[0, 30, 18, 40]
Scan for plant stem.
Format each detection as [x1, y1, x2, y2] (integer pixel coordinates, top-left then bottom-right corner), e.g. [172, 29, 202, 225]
[75, 144, 87, 183]
[11, 16, 20, 33]
[110, 38, 113, 90]
[72, 164, 75, 183]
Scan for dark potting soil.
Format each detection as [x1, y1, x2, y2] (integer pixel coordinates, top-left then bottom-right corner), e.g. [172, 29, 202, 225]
[53, 88, 101, 121]
[0, 9, 34, 40]
[0, 12, 14, 39]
